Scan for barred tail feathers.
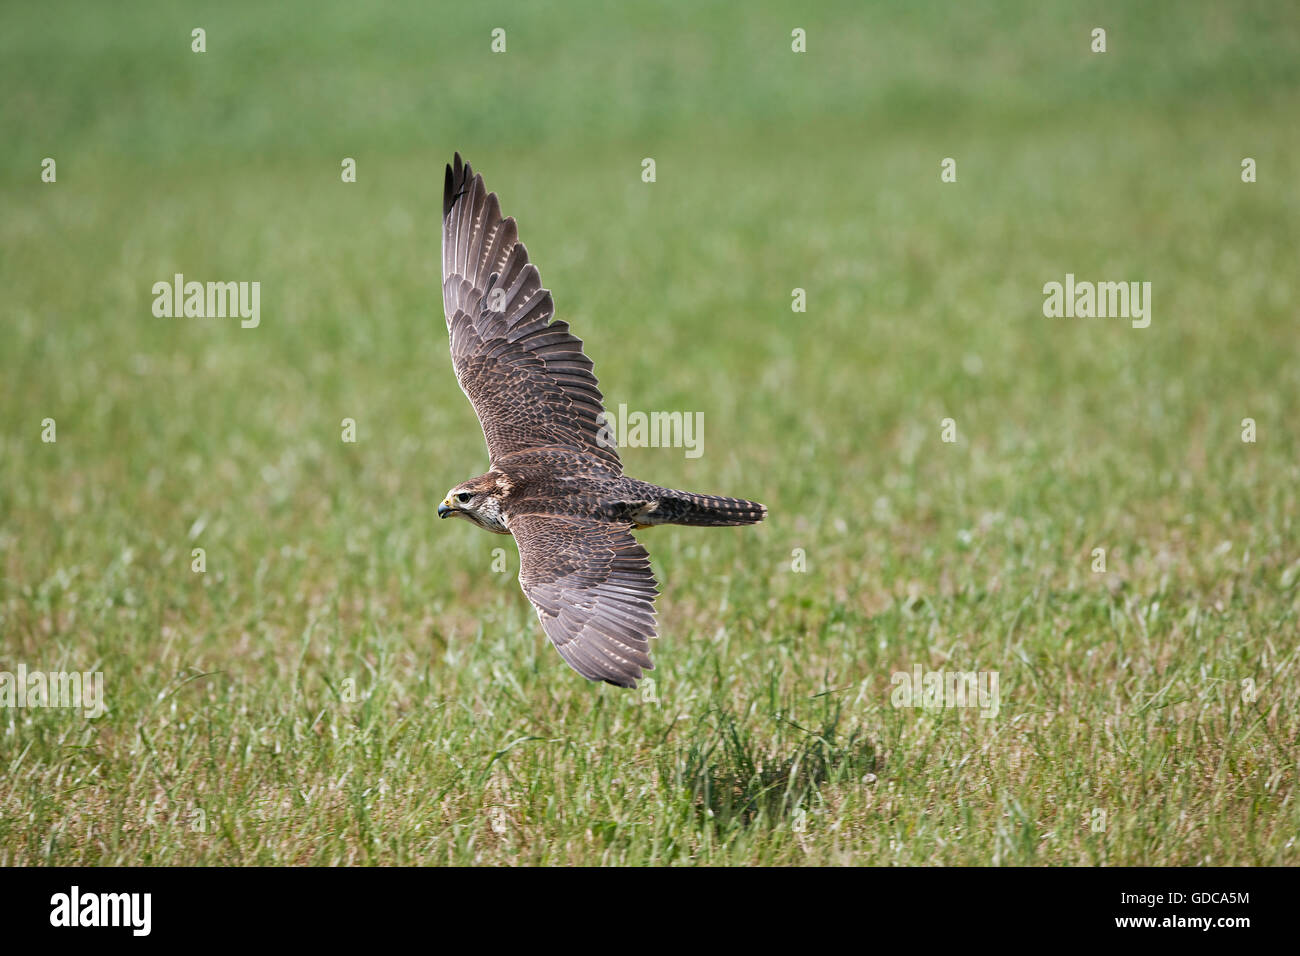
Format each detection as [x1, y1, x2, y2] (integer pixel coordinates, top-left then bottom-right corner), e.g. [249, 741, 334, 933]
[645, 491, 767, 527]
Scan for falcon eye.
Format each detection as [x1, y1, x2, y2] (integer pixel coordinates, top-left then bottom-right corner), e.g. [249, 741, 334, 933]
[456, 492, 473, 504]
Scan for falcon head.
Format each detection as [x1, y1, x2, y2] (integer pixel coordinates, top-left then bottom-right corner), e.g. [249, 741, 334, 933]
[438, 472, 512, 534]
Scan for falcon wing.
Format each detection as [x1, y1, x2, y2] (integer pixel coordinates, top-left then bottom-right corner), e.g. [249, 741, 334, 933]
[441, 153, 621, 472]
[511, 513, 659, 688]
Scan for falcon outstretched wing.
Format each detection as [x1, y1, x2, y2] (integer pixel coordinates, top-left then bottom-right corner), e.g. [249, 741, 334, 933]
[441, 153, 621, 472]
[511, 513, 659, 688]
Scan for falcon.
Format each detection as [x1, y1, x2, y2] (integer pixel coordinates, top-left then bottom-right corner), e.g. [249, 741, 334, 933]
[437, 153, 766, 688]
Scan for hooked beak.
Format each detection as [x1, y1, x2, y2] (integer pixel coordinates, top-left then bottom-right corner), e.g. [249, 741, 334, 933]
[438, 499, 454, 519]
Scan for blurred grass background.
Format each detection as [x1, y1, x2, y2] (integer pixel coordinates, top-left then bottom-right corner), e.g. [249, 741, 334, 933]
[1, 0, 1297, 864]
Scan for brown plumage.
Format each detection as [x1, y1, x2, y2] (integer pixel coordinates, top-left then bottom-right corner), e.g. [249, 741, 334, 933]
[437, 153, 765, 688]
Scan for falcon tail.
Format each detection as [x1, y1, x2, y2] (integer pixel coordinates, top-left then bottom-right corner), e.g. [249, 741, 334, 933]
[651, 492, 767, 527]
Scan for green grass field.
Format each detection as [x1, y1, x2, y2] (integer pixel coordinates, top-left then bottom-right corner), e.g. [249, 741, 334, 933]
[2, 0, 1298, 865]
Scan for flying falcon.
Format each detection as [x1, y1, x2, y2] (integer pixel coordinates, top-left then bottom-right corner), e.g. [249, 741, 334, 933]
[437, 153, 766, 688]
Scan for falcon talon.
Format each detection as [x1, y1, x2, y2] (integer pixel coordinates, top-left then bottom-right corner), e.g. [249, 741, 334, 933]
[436, 152, 767, 689]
